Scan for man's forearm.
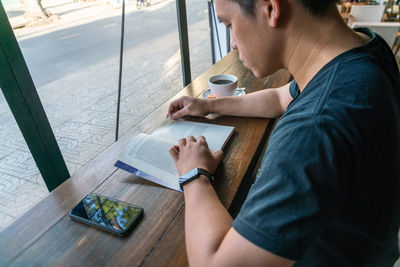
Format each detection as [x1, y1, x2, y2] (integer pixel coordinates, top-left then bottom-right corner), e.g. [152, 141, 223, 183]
[207, 86, 288, 118]
[183, 176, 233, 267]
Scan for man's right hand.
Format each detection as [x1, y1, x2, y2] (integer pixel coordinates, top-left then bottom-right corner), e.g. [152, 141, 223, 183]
[166, 96, 211, 120]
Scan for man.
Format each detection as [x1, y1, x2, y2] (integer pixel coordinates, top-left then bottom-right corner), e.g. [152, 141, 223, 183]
[167, 0, 400, 266]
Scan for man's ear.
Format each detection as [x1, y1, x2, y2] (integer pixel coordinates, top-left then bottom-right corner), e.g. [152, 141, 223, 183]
[263, 0, 281, 27]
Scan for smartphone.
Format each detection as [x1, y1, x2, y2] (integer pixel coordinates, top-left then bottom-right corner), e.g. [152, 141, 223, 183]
[69, 193, 143, 236]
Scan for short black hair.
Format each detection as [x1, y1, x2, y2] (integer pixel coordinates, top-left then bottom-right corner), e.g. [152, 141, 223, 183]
[229, 0, 339, 17]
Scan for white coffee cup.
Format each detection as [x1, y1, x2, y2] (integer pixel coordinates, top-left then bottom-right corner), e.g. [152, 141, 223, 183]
[208, 74, 238, 97]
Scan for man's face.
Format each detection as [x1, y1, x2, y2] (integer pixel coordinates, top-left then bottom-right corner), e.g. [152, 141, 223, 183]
[215, 0, 282, 78]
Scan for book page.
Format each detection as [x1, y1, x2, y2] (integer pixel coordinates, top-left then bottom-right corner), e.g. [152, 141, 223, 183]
[152, 120, 234, 152]
[118, 133, 180, 190]
[116, 120, 234, 191]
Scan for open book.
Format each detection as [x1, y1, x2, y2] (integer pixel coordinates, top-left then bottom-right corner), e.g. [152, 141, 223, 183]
[115, 120, 234, 191]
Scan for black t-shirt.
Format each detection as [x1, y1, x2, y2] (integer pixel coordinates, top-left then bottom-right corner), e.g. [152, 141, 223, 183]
[232, 28, 400, 266]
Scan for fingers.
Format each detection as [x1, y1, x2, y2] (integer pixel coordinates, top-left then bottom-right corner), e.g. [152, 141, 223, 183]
[178, 138, 186, 148]
[166, 98, 183, 118]
[170, 109, 187, 120]
[187, 136, 196, 143]
[213, 150, 224, 162]
[166, 105, 176, 119]
[178, 136, 196, 150]
[166, 96, 189, 119]
[169, 146, 179, 161]
[197, 135, 207, 145]
[167, 104, 179, 119]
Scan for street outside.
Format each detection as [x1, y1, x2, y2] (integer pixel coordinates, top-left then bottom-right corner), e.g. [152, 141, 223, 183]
[0, 0, 212, 231]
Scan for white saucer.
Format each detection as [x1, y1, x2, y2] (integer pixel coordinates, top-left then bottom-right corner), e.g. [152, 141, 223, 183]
[202, 88, 246, 99]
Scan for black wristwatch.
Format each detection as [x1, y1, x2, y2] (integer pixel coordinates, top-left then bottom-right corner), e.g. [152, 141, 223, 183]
[179, 168, 214, 191]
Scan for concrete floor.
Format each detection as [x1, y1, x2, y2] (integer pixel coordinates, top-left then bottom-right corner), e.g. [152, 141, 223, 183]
[0, 0, 212, 231]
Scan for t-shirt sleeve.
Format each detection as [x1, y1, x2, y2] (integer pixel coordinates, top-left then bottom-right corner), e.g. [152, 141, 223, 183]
[232, 115, 350, 260]
[289, 80, 299, 99]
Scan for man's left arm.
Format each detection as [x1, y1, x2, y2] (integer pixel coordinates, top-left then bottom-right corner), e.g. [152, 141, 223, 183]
[169, 136, 295, 267]
[183, 176, 295, 267]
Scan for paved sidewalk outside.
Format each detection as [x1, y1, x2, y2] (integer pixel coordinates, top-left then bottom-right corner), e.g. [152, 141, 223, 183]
[0, 0, 212, 231]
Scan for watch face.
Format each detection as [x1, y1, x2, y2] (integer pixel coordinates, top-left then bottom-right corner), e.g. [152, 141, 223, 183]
[182, 168, 199, 179]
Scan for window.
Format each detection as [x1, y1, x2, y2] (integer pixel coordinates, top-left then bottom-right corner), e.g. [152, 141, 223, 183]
[0, 0, 214, 232]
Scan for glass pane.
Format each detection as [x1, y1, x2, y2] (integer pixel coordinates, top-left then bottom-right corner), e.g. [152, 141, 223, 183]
[1, 0, 122, 231]
[120, 0, 181, 136]
[187, 0, 212, 78]
[119, 0, 212, 137]
[0, 92, 48, 232]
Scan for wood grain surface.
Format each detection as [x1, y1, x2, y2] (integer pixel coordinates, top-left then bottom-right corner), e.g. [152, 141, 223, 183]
[0, 51, 291, 266]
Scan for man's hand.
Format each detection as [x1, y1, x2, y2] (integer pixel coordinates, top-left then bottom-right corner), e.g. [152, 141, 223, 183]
[169, 136, 223, 175]
[166, 96, 211, 120]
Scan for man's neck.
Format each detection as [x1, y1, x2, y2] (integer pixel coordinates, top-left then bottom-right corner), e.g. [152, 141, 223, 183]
[284, 9, 368, 92]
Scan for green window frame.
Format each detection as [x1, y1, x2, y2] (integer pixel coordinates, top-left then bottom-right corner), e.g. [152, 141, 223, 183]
[0, 2, 70, 192]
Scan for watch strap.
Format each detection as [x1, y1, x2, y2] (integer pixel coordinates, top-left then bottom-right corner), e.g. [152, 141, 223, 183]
[179, 168, 214, 191]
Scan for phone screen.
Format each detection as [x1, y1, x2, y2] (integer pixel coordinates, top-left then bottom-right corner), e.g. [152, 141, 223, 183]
[69, 194, 143, 235]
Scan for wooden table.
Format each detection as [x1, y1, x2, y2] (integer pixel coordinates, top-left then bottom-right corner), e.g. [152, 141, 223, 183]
[0, 51, 291, 266]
